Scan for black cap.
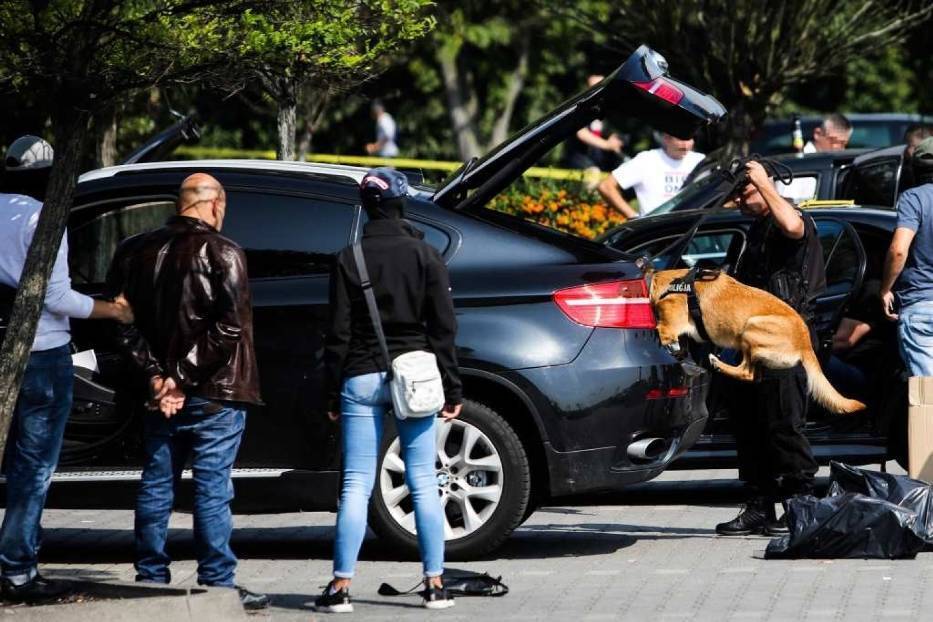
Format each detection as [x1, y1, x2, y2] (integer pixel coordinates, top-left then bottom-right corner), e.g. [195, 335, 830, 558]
[360, 167, 408, 201]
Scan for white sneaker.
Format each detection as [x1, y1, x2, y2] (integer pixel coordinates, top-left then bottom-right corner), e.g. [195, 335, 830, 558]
[422, 585, 455, 610]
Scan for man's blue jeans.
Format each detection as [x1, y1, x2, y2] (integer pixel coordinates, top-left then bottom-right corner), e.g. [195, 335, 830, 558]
[134, 398, 245, 587]
[0, 345, 73, 585]
[899, 300, 933, 377]
[334, 372, 444, 578]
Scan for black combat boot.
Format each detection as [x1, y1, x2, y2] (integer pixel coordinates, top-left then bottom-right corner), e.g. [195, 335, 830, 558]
[715, 498, 776, 536]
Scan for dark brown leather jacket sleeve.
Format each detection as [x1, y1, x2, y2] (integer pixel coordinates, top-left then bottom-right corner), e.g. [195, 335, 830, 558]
[105, 239, 164, 380]
[173, 244, 250, 387]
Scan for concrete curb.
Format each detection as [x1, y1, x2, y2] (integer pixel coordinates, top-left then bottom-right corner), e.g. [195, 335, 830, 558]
[1, 579, 248, 621]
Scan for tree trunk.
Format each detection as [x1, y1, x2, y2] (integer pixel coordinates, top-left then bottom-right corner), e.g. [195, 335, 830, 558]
[0, 108, 89, 457]
[488, 32, 531, 150]
[297, 120, 313, 162]
[275, 75, 298, 161]
[95, 106, 118, 168]
[437, 45, 481, 161]
[713, 97, 769, 159]
[277, 100, 297, 161]
[297, 87, 331, 161]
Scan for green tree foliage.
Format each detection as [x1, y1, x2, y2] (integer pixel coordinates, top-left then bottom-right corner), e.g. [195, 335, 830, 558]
[428, 0, 591, 160]
[564, 0, 933, 156]
[238, 0, 434, 160]
[0, 0, 262, 454]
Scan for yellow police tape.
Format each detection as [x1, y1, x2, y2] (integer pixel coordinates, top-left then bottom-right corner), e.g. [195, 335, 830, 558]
[174, 147, 607, 183]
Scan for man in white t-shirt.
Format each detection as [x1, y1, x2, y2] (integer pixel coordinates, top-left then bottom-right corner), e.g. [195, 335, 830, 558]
[365, 100, 399, 158]
[597, 133, 704, 218]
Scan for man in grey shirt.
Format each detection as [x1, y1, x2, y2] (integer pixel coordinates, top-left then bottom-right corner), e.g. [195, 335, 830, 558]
[881, 137, 933, 376]
[0, 136, 132, 602]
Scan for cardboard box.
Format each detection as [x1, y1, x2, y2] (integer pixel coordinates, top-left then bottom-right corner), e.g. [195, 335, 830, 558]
[908, 376, 933, 482]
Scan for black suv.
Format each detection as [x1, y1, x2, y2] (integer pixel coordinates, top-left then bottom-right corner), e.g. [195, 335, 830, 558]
[38, 46, 725, 558]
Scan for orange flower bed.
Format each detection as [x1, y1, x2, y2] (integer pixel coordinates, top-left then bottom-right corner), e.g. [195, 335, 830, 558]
[489, 183, 627, 239]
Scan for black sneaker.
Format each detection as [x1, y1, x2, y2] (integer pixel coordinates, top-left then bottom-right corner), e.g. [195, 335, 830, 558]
[312, 582, 353, 614]
[2, 574, 72, 603]
[764, 513, 790, 537]
[715, 502, 774, 536]
[237, 585, 270, 610]
[422, 585, 455, 610]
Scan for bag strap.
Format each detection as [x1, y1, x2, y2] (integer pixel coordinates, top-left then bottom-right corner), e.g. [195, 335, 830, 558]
[377, 580, 423, 597]
[351, 243, 394, 379]
[378, 574, 510, 598]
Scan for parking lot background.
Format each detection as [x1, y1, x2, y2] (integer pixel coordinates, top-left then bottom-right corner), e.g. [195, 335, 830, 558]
[9, 463, 933, 621]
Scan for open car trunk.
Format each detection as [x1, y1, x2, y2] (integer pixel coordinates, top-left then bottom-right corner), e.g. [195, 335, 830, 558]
[433, 45, 726, 212]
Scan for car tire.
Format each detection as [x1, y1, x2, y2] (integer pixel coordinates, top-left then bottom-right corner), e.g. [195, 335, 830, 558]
[369, 399, 531, 560]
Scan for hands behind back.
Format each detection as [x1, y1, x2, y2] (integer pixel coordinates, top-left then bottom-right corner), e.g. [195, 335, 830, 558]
[149, 376, 186, 418]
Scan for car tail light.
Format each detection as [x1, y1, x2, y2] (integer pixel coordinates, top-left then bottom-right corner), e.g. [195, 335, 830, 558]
[646, 387, 690, 400]
[633, 78, 684, 105]
[553, 279, 655, 329]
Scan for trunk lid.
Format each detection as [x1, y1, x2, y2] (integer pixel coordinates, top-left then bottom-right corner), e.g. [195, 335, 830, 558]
[433, 45, 726, 210]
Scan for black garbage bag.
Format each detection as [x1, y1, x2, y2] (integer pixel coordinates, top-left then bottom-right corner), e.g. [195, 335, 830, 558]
[765, 492, 926, 559]
[828, 461, 933, 541]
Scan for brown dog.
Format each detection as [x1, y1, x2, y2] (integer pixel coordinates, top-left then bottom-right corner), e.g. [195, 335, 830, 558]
[649, 268, 866, 414]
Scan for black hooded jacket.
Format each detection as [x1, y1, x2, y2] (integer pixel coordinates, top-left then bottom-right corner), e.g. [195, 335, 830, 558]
[324, 218, 462, 409]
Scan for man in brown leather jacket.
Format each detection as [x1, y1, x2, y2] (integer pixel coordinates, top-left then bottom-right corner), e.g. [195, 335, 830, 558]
[105, 173, 267, 610]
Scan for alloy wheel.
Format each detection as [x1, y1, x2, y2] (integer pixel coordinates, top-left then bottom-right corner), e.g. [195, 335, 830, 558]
[378, 418, 504, 539]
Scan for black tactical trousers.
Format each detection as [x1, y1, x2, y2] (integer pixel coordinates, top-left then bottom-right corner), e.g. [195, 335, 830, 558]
[731, 364, 819, 503]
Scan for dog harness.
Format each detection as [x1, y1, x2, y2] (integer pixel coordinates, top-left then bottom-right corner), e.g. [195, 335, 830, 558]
[658, 266, 721, 343]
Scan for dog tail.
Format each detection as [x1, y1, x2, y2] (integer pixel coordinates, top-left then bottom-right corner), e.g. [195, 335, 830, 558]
[801, 350, 866, 415]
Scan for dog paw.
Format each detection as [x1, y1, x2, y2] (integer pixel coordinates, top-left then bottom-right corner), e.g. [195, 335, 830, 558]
[708, 353, 721, 368]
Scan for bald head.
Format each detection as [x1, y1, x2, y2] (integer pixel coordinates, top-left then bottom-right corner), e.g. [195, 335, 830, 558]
[178, 173, 227, 230]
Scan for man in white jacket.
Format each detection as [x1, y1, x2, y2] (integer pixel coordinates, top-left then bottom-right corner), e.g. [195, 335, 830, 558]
[0, 136, 132, 602]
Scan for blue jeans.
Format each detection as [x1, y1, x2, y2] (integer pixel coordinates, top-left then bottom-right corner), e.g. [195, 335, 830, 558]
[899, 301, 933, 377]
[334, 372, 444, 578]
[0, 345, 73, 585]
[134, 398, 245, 587]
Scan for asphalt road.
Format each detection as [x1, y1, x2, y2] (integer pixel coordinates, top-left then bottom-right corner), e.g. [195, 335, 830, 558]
[10, 464, 933, 621]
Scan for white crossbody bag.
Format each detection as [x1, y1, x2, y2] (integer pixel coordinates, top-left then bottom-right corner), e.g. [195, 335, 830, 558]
[352, 243, 445, 419]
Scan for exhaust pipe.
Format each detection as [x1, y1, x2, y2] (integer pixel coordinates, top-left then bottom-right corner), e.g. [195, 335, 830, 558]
[627, 437, 668, 461]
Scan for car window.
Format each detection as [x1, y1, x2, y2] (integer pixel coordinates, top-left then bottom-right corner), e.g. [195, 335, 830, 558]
[358, 212, 451, 254]
[628, 229, 745, 270]
[222, 192, 355, 278]
[817, 220, 860, 291]
[777, 176, 818, 203]
[845, 159, 900, 206]
[69, 200, 176, 285]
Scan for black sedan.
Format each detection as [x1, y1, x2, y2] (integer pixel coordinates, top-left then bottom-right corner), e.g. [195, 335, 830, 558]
[30, 45, 725, 559]
[601, 206, 906, 469]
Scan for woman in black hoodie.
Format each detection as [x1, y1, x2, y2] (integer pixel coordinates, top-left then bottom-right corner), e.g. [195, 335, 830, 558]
[316, 168, 462, 613]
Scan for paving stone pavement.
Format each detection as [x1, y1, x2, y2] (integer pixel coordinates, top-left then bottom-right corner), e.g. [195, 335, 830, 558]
[10, 464, 933, 621]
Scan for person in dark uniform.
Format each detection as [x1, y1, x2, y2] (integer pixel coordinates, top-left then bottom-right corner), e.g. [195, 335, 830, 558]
[716, 161, 827, 536]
